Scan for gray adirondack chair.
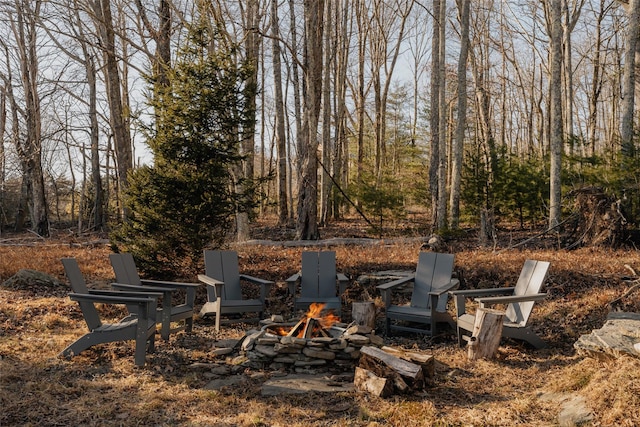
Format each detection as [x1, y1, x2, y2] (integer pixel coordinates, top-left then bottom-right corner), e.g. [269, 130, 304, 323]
[285, 251, 349, 316]
[109, 253, 199, 340]
[450, 259, 550, 349]
[60, 258, 158, 366]
[377, 252, 459, 336]
[198, 250, 274, 332]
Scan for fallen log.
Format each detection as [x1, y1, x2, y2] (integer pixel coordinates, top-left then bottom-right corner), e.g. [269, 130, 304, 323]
[354, 367, 393, 397]
[380, 346, 435, 384]
[356, 346, 425, 395]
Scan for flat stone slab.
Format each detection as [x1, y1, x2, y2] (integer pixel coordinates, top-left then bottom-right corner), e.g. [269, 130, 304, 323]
[538, 392, 594, 427]
[261, 374, 354, 397]
[574, 312, 640, 359]
[204, 375, 247, 391]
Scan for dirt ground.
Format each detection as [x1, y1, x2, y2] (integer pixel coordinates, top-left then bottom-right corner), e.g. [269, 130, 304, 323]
[1, 219, 640, 426]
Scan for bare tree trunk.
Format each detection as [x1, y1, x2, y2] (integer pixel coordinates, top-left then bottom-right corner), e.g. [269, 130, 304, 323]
[13, 0, 49, 237]
[547, 0, 564, 229]
[436, 0, 447, 230]
[296, 0, 324, 240]
[562, 0, 585, 157]
[0, 82, 6, 234]
[236, 0, 261, 242]
[92, 0, 132, 220]
[588, 0, 606, 157]
[320, 0, 333, 226]
[450, 0, 470, 230]
[87, 55, 104, 231]
[135, 0, 172, 95]
[355, 0, 367, 194]
[620, 0, 640, 155]
[429, 0, 441, 229]
[289, 0, 304, 178]
[332, 0, 350, 220]
[271, 0, 288, 226]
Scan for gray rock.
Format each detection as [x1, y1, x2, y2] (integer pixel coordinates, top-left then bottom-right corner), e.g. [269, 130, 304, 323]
[2, 269, 65, 290]
[303, 347, 336, 360]
[574, 312, 640, 359]
[204, 375, 246, 391]
[344, 334, 370, 346]
[558, 395, 593, 427]
[261, 374, 355, 396]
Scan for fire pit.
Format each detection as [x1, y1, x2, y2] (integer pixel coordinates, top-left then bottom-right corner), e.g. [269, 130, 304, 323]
[237, 303, 384, 374]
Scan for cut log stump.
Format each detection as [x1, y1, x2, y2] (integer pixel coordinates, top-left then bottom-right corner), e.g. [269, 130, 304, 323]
[468, 307, 504, 361]
[352, 301, 376, 329]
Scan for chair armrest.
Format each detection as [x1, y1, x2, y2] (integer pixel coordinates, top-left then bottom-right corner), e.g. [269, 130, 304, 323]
[198, 274, 223, 287]
[140, 279, 200, 289]
[337, 273, 349, 296]
[450, 287, 516, 318]
[477, 293, 547, 308]
[377, 274, 415, 308]
[111, 283, 175, 294]
[448, 287, 515, 298]
[285, 272, 301, 283]
[376, 274, 415, 291]
[70, 292, 157, 322]
[70, 292, 158, 304]
[429, 278, 460, 297]
[240, 274, 274, 286]
[198, 274, 224, 304]
[240, 274, 274, 303]
[88, 289, 163, 299]
[285, 272, 301, 296]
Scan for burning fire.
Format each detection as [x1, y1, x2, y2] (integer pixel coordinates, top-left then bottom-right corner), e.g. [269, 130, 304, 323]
[305, 303, 340, 329]
[272, 303, 340, 338]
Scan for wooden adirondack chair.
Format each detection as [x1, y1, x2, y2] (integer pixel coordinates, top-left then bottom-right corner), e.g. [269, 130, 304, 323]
[60, 258, 158, 366]
[285, 251, 349, 316]
[377, 252, 459, 336]
[198, 250, 274, 332]
[450, 259, 550, 349]
[109, 253, 199, 340]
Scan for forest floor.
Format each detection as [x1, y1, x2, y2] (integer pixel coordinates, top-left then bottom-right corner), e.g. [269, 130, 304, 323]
[1, 217, 640, 426]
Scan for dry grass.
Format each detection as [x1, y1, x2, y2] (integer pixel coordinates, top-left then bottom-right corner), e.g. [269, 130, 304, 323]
[1, 224, 640, 426]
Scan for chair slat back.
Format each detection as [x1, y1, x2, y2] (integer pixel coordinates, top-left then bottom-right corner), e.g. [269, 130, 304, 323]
[109, 253, 143, 286]
[204, 250, 242, 301]
[318, 251, 337, 298]
[61, 258, 102, 330]
[412, 252, 455, 311]
[506, 260, 550, 325]
[300, 251, 320, 298]
[299, 251, 337, 299]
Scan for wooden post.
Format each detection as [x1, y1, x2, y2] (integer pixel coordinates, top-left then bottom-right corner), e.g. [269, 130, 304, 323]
[468, 307, 504, 361]
[352, 301, 376, 329]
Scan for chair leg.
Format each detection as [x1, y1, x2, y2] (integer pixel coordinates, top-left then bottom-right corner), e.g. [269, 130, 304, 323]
[214, 311, 221, 333]
[160, 298, 172, 340]
[457, 326, 466, 347]
[135, 324, 149, 367]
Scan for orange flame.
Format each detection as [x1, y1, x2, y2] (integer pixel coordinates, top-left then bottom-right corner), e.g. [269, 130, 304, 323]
[306, 303, 339, 329]
[269, 303, 340, 337]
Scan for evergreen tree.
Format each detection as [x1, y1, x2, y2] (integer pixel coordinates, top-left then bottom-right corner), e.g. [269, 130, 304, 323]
[111, 23, 254, 276]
